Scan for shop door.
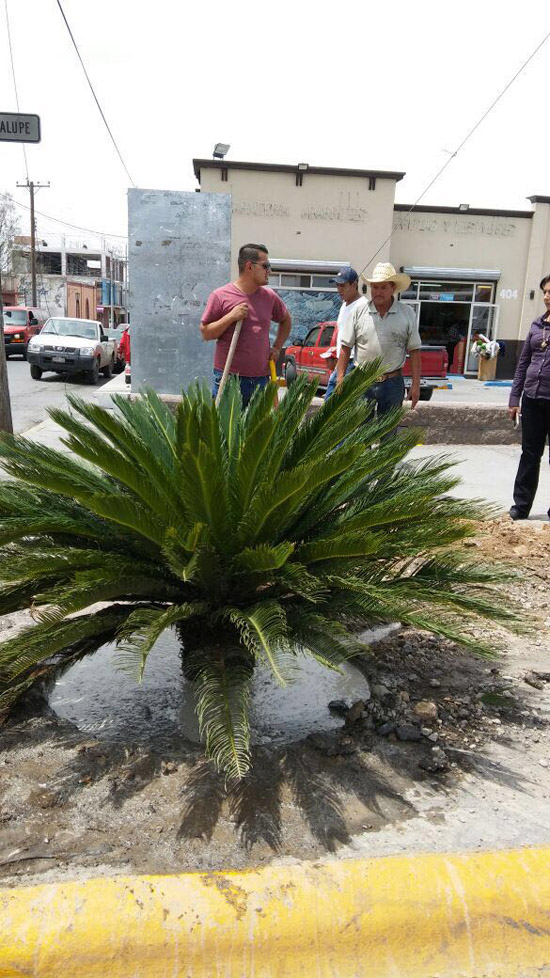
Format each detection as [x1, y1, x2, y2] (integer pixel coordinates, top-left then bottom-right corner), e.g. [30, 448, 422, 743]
[465, 304, 500, 374]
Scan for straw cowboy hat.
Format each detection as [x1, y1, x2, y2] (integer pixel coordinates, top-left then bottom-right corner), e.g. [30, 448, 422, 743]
[364, 262, 411, 293]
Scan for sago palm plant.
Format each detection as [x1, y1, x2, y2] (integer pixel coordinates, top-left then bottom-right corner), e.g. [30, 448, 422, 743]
[0, 364, 517, 780]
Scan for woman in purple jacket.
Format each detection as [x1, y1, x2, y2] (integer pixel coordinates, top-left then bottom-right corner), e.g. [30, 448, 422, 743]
[508, 274, 550, 519]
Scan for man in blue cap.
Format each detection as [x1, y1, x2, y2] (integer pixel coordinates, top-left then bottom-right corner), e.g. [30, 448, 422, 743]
[324, 266, 366, 399]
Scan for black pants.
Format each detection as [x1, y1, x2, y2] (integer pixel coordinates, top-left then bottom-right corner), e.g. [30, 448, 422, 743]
[512, 395, 550, 515]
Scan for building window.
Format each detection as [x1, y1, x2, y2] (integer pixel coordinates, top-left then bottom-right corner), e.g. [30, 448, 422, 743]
[269, 271, 337, 290]
[67, 254, 101, 277]
[85, 299, 90, 318]
[36, 252, 62, 275]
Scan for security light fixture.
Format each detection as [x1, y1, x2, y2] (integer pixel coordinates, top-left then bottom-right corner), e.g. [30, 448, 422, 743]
[297, 162, 309, 170]
[41, 240, 48, 247]
[213, 143, 230, 159]
[458, 203, 469, 211]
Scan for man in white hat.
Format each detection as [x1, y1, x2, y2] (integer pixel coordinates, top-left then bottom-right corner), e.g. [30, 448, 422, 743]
[336, 262, 421, 412]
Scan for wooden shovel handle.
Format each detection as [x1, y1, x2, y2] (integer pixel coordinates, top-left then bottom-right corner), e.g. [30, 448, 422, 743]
[215, 320, 243, 407]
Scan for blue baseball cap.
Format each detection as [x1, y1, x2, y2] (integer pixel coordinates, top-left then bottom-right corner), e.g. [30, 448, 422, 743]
[329, 266, 358, 285]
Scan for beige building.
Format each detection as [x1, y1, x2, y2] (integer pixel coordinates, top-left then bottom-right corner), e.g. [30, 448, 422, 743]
[193, 158, 550, 378]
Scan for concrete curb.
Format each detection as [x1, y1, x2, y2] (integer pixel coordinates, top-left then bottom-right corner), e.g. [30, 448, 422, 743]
[2, 847, 550, 976]
[401, 402, 522, 445]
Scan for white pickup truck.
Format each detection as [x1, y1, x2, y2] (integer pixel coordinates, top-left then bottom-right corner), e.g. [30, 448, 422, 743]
[27, 317, 116, 384]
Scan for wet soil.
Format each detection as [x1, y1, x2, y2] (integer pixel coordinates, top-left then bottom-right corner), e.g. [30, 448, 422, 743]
[1, 518, 550, 887]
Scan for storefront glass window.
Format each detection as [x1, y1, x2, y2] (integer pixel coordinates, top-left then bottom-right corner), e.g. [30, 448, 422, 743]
[475, 284, 494, 302]
[418, 282, 474, 301]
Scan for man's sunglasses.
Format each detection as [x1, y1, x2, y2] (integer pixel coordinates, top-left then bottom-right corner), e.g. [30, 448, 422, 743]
[250, 261, 271, 270]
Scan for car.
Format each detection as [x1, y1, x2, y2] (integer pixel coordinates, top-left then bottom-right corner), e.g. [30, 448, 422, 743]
[3, 306, 47, 359]
[283, 321, 448, 400]
[26, 317, 116, 384]
[104, 325, 130, 373]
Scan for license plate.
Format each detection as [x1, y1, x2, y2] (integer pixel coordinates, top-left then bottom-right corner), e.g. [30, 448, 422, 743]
[52, 356, 65, 363]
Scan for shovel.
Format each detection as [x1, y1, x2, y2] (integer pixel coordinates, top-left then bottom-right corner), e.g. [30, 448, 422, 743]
[214, 320, 243, 407]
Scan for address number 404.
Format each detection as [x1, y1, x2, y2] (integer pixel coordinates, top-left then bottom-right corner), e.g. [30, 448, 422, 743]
[499, 288, 518, 299]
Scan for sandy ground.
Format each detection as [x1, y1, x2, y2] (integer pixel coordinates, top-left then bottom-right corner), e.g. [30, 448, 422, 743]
[1, 518, 549, 888]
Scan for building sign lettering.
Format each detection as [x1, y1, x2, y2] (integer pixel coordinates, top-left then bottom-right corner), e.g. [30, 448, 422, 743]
[393, 215, 517, 237]
[233, 200, 290, 218]
[301, 205, 368, 222]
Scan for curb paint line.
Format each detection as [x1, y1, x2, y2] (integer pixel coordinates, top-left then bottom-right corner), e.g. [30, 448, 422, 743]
[1, 846, 550, 977]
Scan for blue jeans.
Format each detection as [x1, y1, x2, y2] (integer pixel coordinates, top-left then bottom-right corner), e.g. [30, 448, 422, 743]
[325, 361, 355, 400]
[212, 369, 268, 408]
[365, 374, 405, 416]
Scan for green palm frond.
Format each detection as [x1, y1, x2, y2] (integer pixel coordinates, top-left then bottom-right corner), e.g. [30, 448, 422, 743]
[222, 600, 293, 685]
[192, 650, 253, 783]
[115, 603, 209, 679]
[0, 366, 522, 780]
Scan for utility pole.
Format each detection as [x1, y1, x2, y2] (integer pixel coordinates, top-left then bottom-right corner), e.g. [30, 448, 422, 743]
[0, 269, 13, 433]
[16, 180, 49, 306]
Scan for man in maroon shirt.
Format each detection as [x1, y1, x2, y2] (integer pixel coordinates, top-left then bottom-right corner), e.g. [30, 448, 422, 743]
[200, 243, 291, 406]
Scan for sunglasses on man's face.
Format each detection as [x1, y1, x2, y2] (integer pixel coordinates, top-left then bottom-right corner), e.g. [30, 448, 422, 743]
[250, 261, 271, 270]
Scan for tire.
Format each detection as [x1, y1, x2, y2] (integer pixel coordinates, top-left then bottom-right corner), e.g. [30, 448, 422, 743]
[102, 356, 114, 379]
[419, 387, 434, 402]
[285, 360, 297, 386]
[30, 364, 42, 380]
[87, 358, 100, 385]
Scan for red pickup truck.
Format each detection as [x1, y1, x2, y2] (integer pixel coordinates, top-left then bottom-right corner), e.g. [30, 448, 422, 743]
[283, 321, 448, 401]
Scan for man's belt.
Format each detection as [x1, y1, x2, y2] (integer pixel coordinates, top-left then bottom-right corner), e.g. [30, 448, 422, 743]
[375, 368, 402, 383]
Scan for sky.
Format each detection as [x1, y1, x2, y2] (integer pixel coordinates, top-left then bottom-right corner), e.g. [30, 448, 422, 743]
[1, 0, 549, 253]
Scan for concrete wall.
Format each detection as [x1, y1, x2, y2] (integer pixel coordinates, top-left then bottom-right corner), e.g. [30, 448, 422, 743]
[66, 282, 98, 320]
[389, 210, 533, 343]
[518, 201, 550, 339]
[198, 168, 397, 276]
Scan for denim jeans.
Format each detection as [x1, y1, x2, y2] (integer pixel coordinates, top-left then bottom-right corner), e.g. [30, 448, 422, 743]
[365, 374, 405, 417]
[212, 369, 268, 408]
[324, 361, 355, 400]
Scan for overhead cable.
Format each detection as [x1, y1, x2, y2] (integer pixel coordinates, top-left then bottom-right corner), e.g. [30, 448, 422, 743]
[359, 27, 550, 278]
[0, 190, 127, 240]
[55, 0, 136, 188]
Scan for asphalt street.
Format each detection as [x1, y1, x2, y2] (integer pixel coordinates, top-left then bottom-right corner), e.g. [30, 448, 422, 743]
[5, 355, 114, 434]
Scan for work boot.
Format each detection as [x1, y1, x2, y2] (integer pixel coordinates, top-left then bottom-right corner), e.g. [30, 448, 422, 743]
[509, 506, 528, 521]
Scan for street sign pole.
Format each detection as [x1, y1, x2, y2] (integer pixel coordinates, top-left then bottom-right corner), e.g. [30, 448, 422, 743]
[0, 111, 41, 431]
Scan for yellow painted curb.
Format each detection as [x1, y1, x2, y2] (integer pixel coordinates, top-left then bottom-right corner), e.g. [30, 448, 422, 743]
[1, 847, 550, 977]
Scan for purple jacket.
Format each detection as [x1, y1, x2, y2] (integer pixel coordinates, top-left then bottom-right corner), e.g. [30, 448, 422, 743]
[509, 314, 550, 407]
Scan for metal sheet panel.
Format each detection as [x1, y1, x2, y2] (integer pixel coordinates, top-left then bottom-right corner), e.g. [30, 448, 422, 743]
[128, 188, 231, 394]
[402, 266, 501, 282]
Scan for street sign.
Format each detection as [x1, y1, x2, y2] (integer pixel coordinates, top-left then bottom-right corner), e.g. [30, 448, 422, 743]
[0, 112, 41, 143]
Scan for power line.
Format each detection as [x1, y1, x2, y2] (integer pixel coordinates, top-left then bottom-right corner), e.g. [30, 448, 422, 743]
[0, 190, 127, 240]
[359, 27, 550, 278]
[4, 0, 29, 182]
[55, 0, 136, 188]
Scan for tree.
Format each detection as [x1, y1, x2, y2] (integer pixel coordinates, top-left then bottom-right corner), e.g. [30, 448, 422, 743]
[0, 368, 519, 781]
[0, 193, 20, 276]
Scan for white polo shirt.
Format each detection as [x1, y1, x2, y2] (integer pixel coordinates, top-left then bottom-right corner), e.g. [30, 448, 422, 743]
[339, 298, 421, 372]
[335, 295, 366, 357]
